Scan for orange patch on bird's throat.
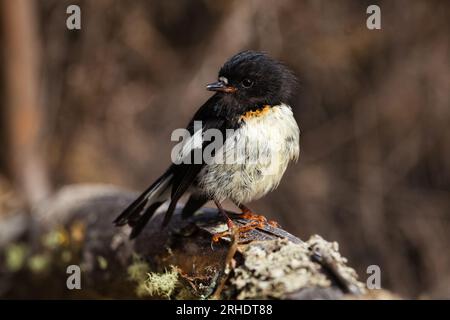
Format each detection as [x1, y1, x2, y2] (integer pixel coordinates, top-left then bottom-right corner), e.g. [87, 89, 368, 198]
[240, 105, 271, 121]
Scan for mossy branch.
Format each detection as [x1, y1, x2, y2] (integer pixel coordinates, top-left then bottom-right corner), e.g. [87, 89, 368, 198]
[0, 184, 395, 299]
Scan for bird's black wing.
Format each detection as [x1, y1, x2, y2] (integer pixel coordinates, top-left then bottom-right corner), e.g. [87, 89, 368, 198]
[114, 94, 230, 237]
[160, 94, 232, 226]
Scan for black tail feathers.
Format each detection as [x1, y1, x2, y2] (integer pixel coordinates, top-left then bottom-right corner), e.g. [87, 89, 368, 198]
[128, 201, 164, 239]
[114, 171, 172, 239]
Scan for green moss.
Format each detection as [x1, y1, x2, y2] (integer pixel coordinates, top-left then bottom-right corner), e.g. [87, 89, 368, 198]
[127, 255, 180, 299]
[28, 254, 51, 273]
[138, 266, 180, 298]
[97, 256, 108, 270]
[42, 228, 69, 249]
[127, 259, 150, 283]
[5, 243, 28, 272]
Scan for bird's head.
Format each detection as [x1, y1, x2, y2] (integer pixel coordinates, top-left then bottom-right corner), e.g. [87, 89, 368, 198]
[207, 51, 297, 107]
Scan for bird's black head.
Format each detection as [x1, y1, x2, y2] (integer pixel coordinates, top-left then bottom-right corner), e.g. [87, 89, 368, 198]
[207, 51, 297, 108]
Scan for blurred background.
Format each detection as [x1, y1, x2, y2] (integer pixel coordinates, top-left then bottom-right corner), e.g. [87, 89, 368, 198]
[0, 0, 449, 297]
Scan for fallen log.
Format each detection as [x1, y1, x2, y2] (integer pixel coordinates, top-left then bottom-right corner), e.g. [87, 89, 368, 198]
[0, 184, 381, 299]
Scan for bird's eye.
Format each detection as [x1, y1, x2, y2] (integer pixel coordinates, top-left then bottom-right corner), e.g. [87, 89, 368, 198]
[241, 79, 254, 88]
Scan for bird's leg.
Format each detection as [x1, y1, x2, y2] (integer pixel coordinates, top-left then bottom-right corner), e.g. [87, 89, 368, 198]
[211, 201, 265, 243]
[238, 204, 280, 228]
[211, 200, 236, 243]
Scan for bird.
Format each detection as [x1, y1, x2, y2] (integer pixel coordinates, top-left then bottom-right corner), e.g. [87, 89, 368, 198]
[114, 51, 300, 240]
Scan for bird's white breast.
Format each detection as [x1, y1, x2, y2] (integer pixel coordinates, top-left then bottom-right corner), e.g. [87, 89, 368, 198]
[197, 104, 300, 204]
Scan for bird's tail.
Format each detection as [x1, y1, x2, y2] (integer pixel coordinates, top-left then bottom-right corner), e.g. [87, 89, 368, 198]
[114, 170, 173, 239]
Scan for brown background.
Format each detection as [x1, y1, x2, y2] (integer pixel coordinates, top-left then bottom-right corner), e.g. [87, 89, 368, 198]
[1, 0, 449, 297]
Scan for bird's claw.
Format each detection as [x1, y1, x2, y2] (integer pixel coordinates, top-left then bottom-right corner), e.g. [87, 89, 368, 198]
[211, 220, 264, 246]
[240, 207, 282, 229]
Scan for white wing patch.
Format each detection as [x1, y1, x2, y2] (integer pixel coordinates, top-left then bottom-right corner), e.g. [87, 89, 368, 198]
[176, 128, 203, 163]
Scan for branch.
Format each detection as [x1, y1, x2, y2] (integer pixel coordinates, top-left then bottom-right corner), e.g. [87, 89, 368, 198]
[1, 0, 50, 205]
[0, 184, 384, 299]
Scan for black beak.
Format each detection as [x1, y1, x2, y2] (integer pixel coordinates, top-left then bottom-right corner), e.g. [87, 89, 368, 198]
[206, 80, 226, 91]
[206, 81, 236, 93]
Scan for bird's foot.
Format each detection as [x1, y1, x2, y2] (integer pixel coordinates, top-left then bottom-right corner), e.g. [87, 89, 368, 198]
[239, 205, 281, 228]
[211, 230, 230, 243]
[235, 220, 265, 239]
[211, 204, 281, 245]
[211, 217, 235, 243]
[211, 220, 265, 243]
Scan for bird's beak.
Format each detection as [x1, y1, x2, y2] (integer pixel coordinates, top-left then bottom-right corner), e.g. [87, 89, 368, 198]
[206, 81, 237, 93]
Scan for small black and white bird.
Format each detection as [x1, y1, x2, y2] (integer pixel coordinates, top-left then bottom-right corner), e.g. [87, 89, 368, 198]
[114, 51, 300, 240]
